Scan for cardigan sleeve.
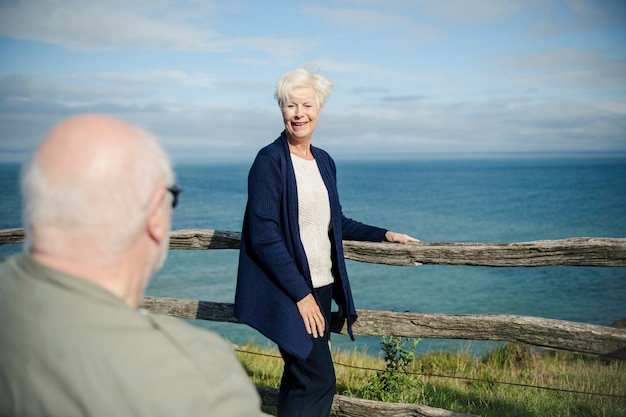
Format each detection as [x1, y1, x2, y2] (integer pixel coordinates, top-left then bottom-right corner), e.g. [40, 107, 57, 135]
[244, 152, 312, 303]
[317, 149, 387, 242]
[341, 215, 387, 242]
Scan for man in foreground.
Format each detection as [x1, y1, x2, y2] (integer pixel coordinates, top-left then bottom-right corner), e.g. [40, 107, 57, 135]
[0, 114, 268, 416]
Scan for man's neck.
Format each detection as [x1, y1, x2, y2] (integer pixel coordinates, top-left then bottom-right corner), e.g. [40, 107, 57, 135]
[30, 247, 145, 309]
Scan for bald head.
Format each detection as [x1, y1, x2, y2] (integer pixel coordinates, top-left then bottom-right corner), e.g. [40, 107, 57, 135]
[35, 115, 146, 189]
[22, 114, 174, 260]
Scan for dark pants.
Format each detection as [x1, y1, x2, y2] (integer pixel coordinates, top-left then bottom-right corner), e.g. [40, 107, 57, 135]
[277, 284, 335, 417]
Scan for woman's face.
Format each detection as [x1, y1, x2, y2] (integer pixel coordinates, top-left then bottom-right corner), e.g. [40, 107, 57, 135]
[281, 86, 322, 142]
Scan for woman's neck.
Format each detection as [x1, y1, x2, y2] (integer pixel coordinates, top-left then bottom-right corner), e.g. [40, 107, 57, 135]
[287, 137, 314, 160]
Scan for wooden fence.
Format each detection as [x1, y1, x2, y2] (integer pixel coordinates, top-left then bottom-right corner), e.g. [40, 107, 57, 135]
[2, 227, 626, 417]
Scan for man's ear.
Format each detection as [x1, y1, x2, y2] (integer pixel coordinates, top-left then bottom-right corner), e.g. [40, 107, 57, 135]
[146, 188, 168, 244]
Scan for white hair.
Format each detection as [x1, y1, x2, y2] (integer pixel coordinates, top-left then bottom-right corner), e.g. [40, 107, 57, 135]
[274, 68, 335, 109]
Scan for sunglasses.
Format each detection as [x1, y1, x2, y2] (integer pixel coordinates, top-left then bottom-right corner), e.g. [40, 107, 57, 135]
[167, 185, 181, 208]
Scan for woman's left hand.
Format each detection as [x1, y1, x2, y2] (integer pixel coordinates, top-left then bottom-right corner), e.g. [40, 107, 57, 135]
[296, 293, 326, 338]
[385, 231, 420, 244]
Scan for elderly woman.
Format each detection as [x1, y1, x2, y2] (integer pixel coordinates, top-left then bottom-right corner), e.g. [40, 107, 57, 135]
[234, 68, 418, 417]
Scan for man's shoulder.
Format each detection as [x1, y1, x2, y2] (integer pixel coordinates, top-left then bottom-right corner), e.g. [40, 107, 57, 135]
[149, 311, 224, 343]
[146, 313, 250, 368]
[0, 252, 24, 276]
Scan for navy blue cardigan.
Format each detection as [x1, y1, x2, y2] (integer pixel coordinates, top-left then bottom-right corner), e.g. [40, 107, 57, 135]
[234, 132, 387, 360]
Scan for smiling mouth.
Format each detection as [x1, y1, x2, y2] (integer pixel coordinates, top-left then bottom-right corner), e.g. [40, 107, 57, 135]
[292, 122, 307, 127]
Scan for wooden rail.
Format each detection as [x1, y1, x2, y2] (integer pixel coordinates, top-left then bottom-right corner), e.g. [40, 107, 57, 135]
[140, 296, 626, 360]
[168, 229, 626, 267]
[3, 228, 626, 267]
[256, 386, 480, 417]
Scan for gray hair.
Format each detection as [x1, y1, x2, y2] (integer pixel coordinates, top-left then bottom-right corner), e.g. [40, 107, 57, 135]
[274, 68, 335, 109]
[21, 126, 174, 255]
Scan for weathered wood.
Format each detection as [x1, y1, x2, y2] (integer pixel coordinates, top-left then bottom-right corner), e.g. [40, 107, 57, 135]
[0, 228, 245, 249]
[3, 228, 625, 266]
[331, 394, 481, 417]
[609, 318, 626, 329]
[256, 387, 480, 417]
[141, 296, 239, 323]
[343, 238, 626, 267]
[140, 296, 626, 360]
[0, 228, 24, 245]
[331, 310, 626, 360]
[167, 229, 626, 266]
[169, 228, 241, 250]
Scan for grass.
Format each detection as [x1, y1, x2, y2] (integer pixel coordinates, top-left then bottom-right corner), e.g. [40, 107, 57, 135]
[236, 341, 626, 417]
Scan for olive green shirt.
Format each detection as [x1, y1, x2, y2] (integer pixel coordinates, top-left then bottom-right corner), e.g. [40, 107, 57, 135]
[0, 253, 267, 417]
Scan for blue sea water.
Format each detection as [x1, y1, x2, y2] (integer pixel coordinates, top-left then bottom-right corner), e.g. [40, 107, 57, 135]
[1, 155, 625, 356]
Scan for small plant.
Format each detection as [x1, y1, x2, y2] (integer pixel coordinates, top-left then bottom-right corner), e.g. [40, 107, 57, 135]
[362, 336, 421, 403]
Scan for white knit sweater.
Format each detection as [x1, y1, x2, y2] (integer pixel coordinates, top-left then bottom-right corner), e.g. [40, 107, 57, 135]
[291, 154, 334, 288]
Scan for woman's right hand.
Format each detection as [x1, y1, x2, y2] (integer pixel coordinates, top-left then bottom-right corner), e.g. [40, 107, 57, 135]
[296, 293, 325, 338]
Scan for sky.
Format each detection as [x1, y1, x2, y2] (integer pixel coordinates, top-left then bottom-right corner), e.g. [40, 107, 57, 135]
[0, 0, 625, 163]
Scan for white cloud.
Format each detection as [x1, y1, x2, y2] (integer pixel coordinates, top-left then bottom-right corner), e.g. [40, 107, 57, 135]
[526, 0, 626, 38]
[0, 0, 219, 51]
[564, 0, 626, 27]
[310, 92, 626, 156]
[337, 0, 537, 24]
[95, 70, 216, 88]
[306, 5, 425, 31]
[494, 48, 626, 90]
[414, 0, 535, 24]
[0, 0, 303, 61]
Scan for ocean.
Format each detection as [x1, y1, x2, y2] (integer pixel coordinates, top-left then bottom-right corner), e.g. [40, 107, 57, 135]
[1, 154, 625, 356]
